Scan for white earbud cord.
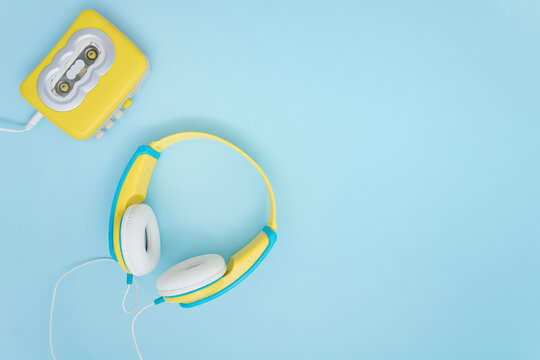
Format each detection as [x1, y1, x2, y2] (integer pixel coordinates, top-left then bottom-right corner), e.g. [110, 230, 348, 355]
[122, 277, 139, 313]
[49, 257, 140, 359]
[0, 111, 43, 133]
[131, 302, 155, 360]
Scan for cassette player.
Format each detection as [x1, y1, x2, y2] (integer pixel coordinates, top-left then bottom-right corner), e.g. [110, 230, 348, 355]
[20, 10, 149, 139]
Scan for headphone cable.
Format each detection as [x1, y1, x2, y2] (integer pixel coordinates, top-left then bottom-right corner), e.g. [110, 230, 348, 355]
[131, 302, 155, 360]
[49, 257, 140, 359]
[0, 111, 43, 133]
[122, 276, 139, 313]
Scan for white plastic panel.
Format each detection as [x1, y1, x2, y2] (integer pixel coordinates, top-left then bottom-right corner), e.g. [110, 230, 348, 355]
[37, 28, 115, 111]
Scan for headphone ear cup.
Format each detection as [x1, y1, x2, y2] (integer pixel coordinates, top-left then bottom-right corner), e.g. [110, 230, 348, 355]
[120, 204, 161, 276]
[156, 254, 226, 297]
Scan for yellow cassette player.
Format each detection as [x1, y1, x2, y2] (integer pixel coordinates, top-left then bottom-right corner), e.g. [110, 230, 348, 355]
[20, 10, 149, 139]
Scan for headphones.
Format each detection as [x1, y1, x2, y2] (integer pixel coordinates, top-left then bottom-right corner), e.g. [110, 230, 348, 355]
[108, 132, 277, 308]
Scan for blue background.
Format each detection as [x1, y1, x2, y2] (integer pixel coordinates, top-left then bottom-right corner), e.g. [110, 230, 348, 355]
[1, 1, 539, 359]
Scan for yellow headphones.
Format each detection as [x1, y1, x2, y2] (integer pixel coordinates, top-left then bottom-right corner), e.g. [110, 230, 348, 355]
[108, 132, 277, 307]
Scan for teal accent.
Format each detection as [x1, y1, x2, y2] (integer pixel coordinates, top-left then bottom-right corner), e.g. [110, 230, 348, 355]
[108, 145, 160, 262]
[126, 273, 133, 285]
[154, 297, 165, 305]
[262, 225, 277, 243]
[163, 276, 223, 299]
[180, 226, 277, 308]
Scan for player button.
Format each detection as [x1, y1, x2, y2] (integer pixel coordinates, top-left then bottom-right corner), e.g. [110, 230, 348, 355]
[113, 109, 124, 120]
[104, 119, 115, 130]
[95, 130, 105, 139]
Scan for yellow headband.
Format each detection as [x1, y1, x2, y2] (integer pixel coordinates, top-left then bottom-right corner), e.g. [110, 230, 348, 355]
[149, 132, 276, 230]
[109, 132, 277, 273]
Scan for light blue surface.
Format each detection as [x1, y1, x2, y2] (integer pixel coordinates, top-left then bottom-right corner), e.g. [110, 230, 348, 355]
[1, 1, 540, 359]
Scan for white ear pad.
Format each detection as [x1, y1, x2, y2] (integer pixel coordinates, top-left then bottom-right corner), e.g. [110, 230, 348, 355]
[156, 254, 226, 297]
[120, 204, 161, 276]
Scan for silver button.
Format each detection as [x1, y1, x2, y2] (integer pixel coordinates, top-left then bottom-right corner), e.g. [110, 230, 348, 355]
[104, 119, 115, 130]
[113, 109, 124, 120]
[95, 130, 105, 139]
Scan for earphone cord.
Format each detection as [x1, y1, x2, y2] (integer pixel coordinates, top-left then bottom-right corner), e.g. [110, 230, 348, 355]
[0, 111, 43, 133]
[49, 257, 140, 359]
[122, 277, 139, 313]
[131, 302, 155, 360]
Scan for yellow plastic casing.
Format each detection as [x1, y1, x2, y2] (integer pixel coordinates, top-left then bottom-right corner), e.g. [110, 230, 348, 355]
[110, 147, 159, 273]
[163, 230, 271, 305]
[20, 10, 148, 139]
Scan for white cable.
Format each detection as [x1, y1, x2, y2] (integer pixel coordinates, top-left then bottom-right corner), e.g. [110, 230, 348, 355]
[122, 277, 139, 313]
[131, 302, 155, 360]
[0, 111, 43, 133]
[49, 258, 115, 360]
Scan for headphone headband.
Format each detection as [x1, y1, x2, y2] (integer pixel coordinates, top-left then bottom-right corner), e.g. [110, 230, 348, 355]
[109, 132, 277, 275]
[149, 132, 276, 230]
